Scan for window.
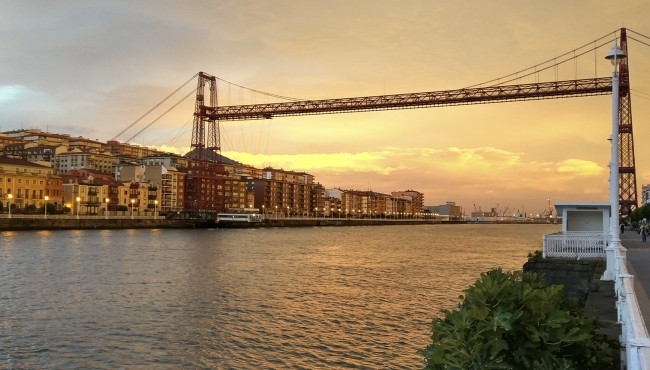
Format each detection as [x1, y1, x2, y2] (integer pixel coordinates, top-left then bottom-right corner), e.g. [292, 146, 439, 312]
[17, 179, 21, 184]
[7, 178, 10, 183]
[39, 181, 43, 185]
[33, 180, 36, 185]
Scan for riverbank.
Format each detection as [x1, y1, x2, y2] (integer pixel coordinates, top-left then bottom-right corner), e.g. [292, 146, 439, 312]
[0, 216, 556, 231]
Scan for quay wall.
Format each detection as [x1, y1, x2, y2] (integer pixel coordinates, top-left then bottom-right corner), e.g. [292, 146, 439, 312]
[0, 218, 190, 231]
[523, 257, 601, 307]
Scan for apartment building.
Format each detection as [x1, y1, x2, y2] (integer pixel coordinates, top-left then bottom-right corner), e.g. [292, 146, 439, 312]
[105, 141, 164, 159]
[26, 145, 67, 168]
[0, 157, 55, 211]
[23, 131, 70, 147]
[55, 148, 114, 174]
[62, 181, 107, 215]
[68, 136, 104, 150]
[391, 190, 424, 213]
[137, 153, 189, 169]
[247, 168, 314, 215]
[120, 165, 185, 212]
[3, 142, 37, 159]
[310, 183, 325, 216]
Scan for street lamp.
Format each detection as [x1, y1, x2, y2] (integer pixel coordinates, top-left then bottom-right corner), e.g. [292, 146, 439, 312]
[315, 207, 318, 219]
[131, 199, 135, 219]
[603, 39, 627, 281]
[331, 207, 333, 219]
[7, 194, 13, 219]
[105, 198, 110, 219]
[154, 200, 158, 218]
[44, 195, 49, 218]
[275, 205, 278, 219]
[76, 196, 80, 219]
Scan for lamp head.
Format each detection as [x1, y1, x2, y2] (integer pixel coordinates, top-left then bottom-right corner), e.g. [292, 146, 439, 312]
[605, 42, 626, 66]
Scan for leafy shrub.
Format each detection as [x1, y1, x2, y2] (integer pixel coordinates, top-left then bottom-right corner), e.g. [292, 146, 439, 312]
[419, 268, 617, 370]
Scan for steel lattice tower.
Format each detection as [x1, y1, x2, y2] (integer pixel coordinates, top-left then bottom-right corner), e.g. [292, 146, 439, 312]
[184, 72, 224, 211]
[617, 28, 638, 215]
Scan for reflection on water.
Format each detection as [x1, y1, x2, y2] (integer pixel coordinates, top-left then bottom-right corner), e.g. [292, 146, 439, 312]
[0, 224, 559, 369]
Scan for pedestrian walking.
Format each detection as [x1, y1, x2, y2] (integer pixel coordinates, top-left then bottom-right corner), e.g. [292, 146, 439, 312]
[642, 224, 648, 243]
[621, 223, 625, 234]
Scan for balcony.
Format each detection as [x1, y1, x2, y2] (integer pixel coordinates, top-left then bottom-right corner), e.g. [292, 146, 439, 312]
[542, 231, 609, 259]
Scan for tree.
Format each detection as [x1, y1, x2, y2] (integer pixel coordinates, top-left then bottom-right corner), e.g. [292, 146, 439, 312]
[419, 268, 617, 370]
[62, 206, 71, 214]
[117, 205, 128, 212]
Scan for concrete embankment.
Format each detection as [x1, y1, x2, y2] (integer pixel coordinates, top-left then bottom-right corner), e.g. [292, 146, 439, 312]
[0, 218, 193, 231]
[0, 217, 437, 231]
[249, 219, 435, 228]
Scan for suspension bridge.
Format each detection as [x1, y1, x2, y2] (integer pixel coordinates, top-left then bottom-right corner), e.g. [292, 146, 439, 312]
[113, 27, 650, 215]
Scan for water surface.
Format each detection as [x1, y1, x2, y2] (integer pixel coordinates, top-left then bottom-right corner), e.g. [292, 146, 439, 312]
[0, 224, 560, 369]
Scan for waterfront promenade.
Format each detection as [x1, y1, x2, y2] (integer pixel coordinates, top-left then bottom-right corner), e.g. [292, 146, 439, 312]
[622, 232, 650, 331]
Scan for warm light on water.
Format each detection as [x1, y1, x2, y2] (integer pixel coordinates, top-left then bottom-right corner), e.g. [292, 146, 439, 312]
[0, 224, 559, 368]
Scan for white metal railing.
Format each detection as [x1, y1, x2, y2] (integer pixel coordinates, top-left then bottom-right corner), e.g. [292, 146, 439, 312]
[542, 231, 609, 259]
[614, 246, 650, 369]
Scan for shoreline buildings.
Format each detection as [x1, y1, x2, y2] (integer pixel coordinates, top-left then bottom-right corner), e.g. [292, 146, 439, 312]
[0, 129, 426, 216]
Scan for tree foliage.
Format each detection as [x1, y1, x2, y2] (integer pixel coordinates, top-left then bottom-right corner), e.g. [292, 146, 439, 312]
[419, 268, 617, 370]
[629, 203, 650, 223]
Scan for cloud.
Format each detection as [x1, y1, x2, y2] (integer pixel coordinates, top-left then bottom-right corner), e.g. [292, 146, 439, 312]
[556, 159, 605, 176]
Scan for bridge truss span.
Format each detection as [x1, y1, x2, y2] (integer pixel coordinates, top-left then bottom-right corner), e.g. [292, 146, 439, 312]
[206, 77, 613, 121]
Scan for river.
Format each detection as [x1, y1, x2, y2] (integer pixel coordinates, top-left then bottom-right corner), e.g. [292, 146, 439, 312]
[0, 224, 560, 369]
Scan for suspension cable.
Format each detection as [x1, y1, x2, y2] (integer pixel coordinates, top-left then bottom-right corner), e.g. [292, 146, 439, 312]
[628, 29, 650, 40]
[215, 77, 302, 102]
[465, 30, 619, 88]
[124, 88, 197, 143]
[628, 36, 650, 48]
[111, 73, 198, 141]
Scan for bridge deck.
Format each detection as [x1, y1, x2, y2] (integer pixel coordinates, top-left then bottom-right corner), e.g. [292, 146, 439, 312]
[622, 232, 650, 331]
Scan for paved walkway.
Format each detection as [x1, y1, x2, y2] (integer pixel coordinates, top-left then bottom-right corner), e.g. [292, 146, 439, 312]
[621, 232, 650, 331]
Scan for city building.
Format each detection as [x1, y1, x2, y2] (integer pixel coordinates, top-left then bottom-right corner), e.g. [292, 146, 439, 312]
[137, 153, 189, 169]
[26, 145, 67, 168]
[391, 190, 424, 213]
[55, 148, 114, 174]
[105, 140, 164, 159]
[0, 156, 55, 211]
[438, 201, 462, 220]
[642, 184, 650, 205]
[249, 168, 313, 216]
[3, 142, 37, 159]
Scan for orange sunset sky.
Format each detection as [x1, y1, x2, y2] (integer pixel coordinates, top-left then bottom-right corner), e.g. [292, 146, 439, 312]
[2, 1, 650, 214]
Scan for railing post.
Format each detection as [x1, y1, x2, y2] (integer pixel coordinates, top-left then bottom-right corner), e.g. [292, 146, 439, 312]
[602, 242, 617, 281]
[542, 234, 547, 259]
[628, 338, 650, 370]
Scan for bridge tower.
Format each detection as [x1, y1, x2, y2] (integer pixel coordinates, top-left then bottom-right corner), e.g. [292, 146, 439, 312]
[184, 72, 224, 211]
[618, 28, 638, 215]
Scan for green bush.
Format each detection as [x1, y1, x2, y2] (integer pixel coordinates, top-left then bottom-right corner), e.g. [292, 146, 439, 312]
[419, 268, 617, 370]
[117, 205, 128, 211]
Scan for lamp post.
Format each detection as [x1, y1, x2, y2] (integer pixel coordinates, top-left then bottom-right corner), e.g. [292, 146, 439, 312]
[131, 199, 135, 219]
[44, 195, 49, 218]
[331, 207, 333, 219]
[275, 205, 277, 219]
[105, 198, 110, 219]
[154, 200, 158, 218]
[315, 207, 318, 219]
[76, 196, 80, 219]
[7, 194, 13, 219]
[603, 39, 627, 281]
[262, 205, 265, 220]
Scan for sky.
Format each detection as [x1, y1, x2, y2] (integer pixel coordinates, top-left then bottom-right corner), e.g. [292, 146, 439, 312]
[2, 0, 650, 214]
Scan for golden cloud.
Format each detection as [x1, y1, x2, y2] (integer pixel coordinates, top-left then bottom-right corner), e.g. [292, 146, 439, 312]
[555, 159, 605, 176]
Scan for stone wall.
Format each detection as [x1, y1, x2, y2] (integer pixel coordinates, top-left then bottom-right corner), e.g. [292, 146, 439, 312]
[523, 258, 602, 307]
